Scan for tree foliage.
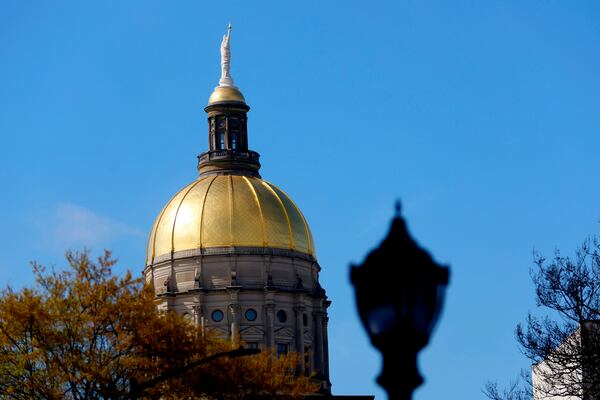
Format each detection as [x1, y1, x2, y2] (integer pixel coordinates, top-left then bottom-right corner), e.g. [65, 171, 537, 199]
[0, 250, 318, 399]
[190, 348, 315, 400]
[484, 237, 600, 400]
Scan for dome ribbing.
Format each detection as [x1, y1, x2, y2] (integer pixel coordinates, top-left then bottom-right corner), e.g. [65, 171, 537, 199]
[146, 175, 315, 265]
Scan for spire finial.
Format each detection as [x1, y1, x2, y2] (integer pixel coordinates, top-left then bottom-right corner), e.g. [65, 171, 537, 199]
[394, 199, 402, 217]
[219, 23, 236, 88]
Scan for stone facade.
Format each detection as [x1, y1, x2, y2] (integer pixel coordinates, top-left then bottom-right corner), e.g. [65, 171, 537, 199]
[144, 248, 330, 386]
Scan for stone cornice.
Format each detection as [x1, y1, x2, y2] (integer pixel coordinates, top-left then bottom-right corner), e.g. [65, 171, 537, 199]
[147, 246, 318, 267]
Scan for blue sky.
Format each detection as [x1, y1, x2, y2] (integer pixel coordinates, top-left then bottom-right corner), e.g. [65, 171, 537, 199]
[1, 1, 600, 398]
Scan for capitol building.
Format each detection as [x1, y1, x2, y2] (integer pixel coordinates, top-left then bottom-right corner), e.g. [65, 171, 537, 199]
[144, 26, 332, 393]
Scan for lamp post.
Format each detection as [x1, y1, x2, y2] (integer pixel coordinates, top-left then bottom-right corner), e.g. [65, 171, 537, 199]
[350, 202, 449, 400]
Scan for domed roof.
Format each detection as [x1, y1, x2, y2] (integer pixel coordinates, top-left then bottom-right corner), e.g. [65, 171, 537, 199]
[146, 175, 316, 265]
[208, 86, 246, 106]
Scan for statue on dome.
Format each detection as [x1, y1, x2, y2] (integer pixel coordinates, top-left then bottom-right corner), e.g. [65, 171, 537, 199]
[219, 23, 235, 87]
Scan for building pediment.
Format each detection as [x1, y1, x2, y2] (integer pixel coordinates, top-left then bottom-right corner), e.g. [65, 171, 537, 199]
[274, 327, 294, 339]
[241, 326, 265, 336]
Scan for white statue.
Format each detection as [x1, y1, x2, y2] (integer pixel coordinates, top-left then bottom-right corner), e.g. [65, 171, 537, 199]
[219, 23, 235, 87]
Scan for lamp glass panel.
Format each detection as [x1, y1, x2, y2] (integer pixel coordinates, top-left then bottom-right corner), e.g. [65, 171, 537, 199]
[366, 304, 396, 336]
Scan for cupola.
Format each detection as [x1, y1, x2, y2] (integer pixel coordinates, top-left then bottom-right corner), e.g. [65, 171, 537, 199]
[198, 24, 260, 178]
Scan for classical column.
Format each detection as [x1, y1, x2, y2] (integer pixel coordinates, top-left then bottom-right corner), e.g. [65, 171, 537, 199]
[322, 314, 331, 385]
[192, 304, 201, 337]
[265, 303, 275, 349]
[294, 305, 306, 373]
[228, 290, 240, 345]
[229, 303, 241, 345]
[313, 310, 325, 377]
[264, 290, 276, 349]
[193, 293, 206, 341]
[164, 293, 175, 311]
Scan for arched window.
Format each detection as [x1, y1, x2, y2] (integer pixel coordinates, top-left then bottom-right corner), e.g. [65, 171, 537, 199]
[216, 117, 226, 150]
[229, 117, 240, 150]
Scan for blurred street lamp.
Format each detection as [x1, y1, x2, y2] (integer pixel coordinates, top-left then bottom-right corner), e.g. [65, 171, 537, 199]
[350, 202, 449, 400]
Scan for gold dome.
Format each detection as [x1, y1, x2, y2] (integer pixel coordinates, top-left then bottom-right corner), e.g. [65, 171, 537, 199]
[207, 86, 246, 106]
[146, 175, 316, 265]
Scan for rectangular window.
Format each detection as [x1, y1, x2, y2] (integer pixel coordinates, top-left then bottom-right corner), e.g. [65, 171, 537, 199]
[219, 132, 225, 150]
[246, 342, 258, 350]
[276, 343, 288, 357]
